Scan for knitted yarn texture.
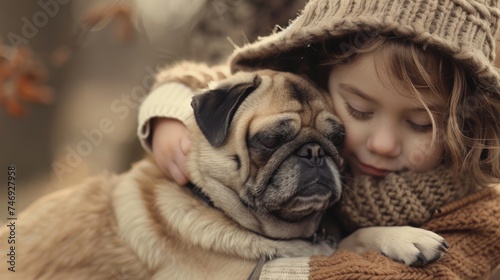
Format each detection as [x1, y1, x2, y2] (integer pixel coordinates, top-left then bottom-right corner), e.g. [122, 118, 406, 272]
[230, 0, 500, 97]
[335, 164, 478, 231]
[310, 187, 500, 280]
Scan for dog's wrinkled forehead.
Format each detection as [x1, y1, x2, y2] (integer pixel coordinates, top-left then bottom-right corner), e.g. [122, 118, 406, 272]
[252, 71, 329, 119]
[191, 71, 330, 148]
[274, 74, 318, 104]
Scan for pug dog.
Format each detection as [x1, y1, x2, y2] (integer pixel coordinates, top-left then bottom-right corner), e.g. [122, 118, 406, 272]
[0, 70, 447, 280]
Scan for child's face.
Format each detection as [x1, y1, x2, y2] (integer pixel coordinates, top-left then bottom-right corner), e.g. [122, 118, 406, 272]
[328, 51, 446, 177]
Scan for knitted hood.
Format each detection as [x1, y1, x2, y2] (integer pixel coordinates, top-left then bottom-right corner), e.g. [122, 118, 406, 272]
[230, 0, 500, 96]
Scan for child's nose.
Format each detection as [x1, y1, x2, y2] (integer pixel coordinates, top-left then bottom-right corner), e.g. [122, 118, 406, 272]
[366, 125, 401, 157]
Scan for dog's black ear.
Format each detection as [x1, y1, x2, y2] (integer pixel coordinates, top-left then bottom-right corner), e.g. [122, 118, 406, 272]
[192, 75, 261, 147]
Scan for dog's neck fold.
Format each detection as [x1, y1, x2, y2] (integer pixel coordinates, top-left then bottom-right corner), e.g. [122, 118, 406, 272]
[186, 181, 215, 208]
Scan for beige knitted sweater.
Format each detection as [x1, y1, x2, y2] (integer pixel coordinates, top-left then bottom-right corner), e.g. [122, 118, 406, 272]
[137, 62, 500, 280]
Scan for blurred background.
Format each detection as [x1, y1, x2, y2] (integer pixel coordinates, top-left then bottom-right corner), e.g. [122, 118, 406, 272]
[0, 0, 306, 212]
[0, 1, 499, 278]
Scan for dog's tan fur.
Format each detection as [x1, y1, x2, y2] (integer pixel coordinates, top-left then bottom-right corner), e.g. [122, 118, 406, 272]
[0, 71, 449, 279]
[0, 71, 339, 279]
[0, 161, 273, 279]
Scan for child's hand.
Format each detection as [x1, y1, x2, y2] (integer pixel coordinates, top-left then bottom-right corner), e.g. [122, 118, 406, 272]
[151, 118, 191, 185]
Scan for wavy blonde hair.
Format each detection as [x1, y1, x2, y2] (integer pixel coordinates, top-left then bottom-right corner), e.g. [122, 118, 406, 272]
[314, 34, 500, 187]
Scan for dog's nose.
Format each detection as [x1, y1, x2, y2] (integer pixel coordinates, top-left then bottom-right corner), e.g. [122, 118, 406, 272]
[296, 142, 325, 166]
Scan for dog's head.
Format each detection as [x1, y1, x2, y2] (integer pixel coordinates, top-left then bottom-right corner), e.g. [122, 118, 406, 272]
[188, 70, 344, 239]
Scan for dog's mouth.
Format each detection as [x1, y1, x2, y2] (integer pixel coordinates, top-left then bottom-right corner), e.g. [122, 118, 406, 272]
[296, 180, 333, 197]
[271, 180, 338, 222]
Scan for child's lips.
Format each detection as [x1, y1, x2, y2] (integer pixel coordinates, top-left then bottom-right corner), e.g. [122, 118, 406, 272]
[357, 160, 395, 177]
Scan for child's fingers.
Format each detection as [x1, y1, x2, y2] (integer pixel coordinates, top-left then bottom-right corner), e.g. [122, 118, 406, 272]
[175, 149, 190, 182]
[175, 145, 191, 178]
[168, 162, 189, 185]
[178, 159, 190, 181]
[180, 135, 191, 154]
[157, 163, 173, 181]
[178, 136, 191, 179]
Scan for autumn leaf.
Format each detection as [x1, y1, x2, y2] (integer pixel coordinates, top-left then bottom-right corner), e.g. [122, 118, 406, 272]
[1, 3, 137, 118]
[4, 97, 26, 118]
[0, 44, 52, 117]
[17, 74, 54, 104]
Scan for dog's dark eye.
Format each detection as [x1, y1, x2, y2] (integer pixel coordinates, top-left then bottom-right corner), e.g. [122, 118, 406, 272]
[258, 134, 282, 150]
[330, 132, 344, 149]
[326, 120, 345, 149]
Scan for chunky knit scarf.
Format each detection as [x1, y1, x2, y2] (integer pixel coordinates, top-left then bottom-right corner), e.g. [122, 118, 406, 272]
[334, 164, 479, 232]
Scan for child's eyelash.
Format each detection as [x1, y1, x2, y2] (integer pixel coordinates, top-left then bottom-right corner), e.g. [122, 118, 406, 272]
[344, 102, 433, 133]
[407, 121, 433, 133]
[344, 102, 372, 120]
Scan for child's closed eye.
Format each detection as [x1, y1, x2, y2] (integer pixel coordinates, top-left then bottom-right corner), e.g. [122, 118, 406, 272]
[344, 102, 372, 120]
[407, 121, 433, 133]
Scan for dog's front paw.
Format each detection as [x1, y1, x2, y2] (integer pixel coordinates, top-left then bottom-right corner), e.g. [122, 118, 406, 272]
[376, 227, 449, 266]
[312, 236, 337, 256]
[339, 226, 448, 266]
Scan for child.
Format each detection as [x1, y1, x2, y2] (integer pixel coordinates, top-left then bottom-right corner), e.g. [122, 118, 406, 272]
[138, 0, 500, 279]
